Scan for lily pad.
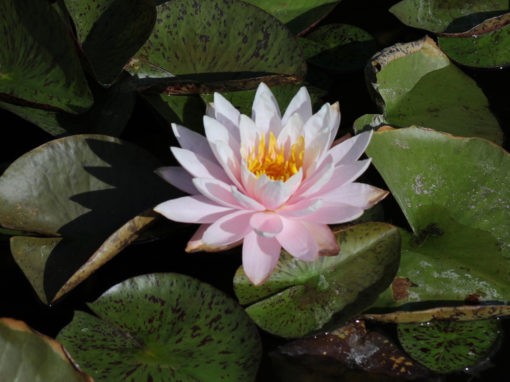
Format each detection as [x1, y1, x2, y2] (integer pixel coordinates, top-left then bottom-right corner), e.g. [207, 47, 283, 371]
[362, 36, 503, 143]
[438, 13, 510, 68]
[366, 127, 510, 307]
[0, 135, 175, 303]
[398, 319, 502, 373]
[298, 24, 377, 71]
[234, 222, 401, 338]
[63, 0, 156, 85]
[126, 0, 306, 79]
[243, 0, 341, 35]
[0, 318, 92, 382]
[57, 273, 261, 381]
[389, 0, 508, 33]
[0, 0, 92, 112]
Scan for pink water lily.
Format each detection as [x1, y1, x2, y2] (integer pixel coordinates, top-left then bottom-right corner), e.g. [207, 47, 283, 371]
[154, 83, 388, 285]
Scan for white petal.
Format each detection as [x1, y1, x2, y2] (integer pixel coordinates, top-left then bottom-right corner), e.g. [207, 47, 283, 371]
[231, 186, 265, 211]
[202, 210, 253, 245]
[155, 166, 197, 194]
[252, 83, 282, 135]
[171, 147, 231, 184]
[154, 195, 234, 223]
[241, 159, 259, 197]
[213, 140, 244, 190]
[276, 113, 305, 151]
[326, 102, 341, 148]
[281, 86, 312, 126]
[203, 115, 238, 155]
[303, 103, 329, 144]
[249, 212, 283, 237]
[303, 128, 331, 175]
[239, 114, 262, 150]
[242, 231, 281, 285]
[205, 102, 215, 118]
[329, 130, 372, 165]
[276, 217, 318, 262]
[320, 182, 389, 208]
[213, 92, 241, 142]
[172, 123, 215, 163]
[252, 175, 295, 210]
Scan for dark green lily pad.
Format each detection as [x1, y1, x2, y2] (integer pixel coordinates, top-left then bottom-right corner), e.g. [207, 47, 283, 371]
[0, 75, 136, 136]
[126, 0, 306, 79]
[234, 222, 401, 338]
[366, 127, 510, 307]
[63, 0, 156, 85]
[438, 13, 510, 68]
[0, 318, 92, 382]
[0, 0, 92, 112]
[298, 24, 377, 71]
[57, 273, 261, 381]
[398, 320, 502, 373]
[0, 135, 175, 303]
[389, 0, 508, 34]
[361, 36, 503, 143]
[243, 0, 341, 35]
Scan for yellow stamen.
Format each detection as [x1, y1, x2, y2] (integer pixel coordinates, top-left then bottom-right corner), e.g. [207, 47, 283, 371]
[245, 132, 305, 181]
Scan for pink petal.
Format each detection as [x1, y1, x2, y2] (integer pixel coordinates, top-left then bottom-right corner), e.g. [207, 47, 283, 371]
[249, 212, 283, 237]
[202, 210, 253, 245]
[231, 186, 265, 210]
[186, 224, 242, 253]
[294, 156, 335, 199]
[276, 217, 318, 262]
[320, 182, 389, 208]
[278, 198, 323, 217]
[303, 128, 331, 175]
[193, 177, 263, 210]
[301, 202, 363, 224]
[301, 221, 339, 256]
[213, 92, 241, 142]
[154, 195, 234, 223]
[252, 175, 296, 210]
[326, 102, 341, 148]
[172, 123, 216, 163]
[170, 147, 231, 184]
[242, 231, 281, 285]
[252, 83, 282, 135]
[329, 130, 373, 165]
[281, 86, 312, 126]
[155, 166, 197, 194]
[213, 140, 244, 190]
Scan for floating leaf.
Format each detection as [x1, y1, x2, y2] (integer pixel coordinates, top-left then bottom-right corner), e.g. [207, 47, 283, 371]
[243, 0, 341, 35]
[299, 24, 377, 71]
[0, 318, 92, 382]
[234, 223, 401, 338]
[398, 320, 502, 373]
[126, 0, 306, 79]
[0, 0, 92, 112]
[276, 320, 429, 379]
[0, 135, 175, 303]
[57, 273, 261, 381]
[63, 0, 156, 85]
[361, 36, 503, 143]
[438, 13, 510, 68]
[366, 127, 510, 307]
[389, 0, 508, 33]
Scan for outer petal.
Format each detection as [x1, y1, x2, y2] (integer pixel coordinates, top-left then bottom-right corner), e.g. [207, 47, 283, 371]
[249, 212, 283, 237]
[252, 83, 282, 135]
[294, 155, 335, 199]
[193, 177, 263, 210]
[155, 166, 197, 194]
[326, 102, 341, 148]
[242, 231, 281, 285]
[301, 202, 363, 224]
[202, 210, 253, 245]
[172, 123, 215, 163]
[154, 195, 234, 223]
[320, 182, 389, 208]
[171, 147, 231, 184]
[186, 224, 242, 252]
[213, 92, 241, 142]
[276, 217, 318, 262]
[329, 130, 373, 165]
[281, 86, 312, 126]
[278, 198, 322, 218]
[300, 221, 339, 256]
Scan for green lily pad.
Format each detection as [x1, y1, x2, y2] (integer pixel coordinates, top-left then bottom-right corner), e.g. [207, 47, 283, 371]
[362, 36, 503, 143]
[57, 273, 261, 381]
[63, 0, 156, 85]
[0, 75, 136, 136]
[0, 0, 92, 112]
[0, 318, 92, 382]
[0, 135, 175, 303]
[438, 13, 510, 68]
[298, 24, 377, 72]
[243, 0, 341, 35]
[398, 319, 502, 373]
[366, 127, 510, 307]
[233, 222, 401, 338]
[389, 0, 508, 33]
[126, 0, 306, 80]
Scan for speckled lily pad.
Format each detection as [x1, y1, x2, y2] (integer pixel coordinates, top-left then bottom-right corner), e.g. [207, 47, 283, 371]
[57, 273, 262, 381]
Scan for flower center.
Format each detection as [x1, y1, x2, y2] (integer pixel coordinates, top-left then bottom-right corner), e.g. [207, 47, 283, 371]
[245, 132, 305, 181]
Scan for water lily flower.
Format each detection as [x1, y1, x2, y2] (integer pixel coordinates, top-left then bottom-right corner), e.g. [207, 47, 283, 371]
[155, 83, 388, 285]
